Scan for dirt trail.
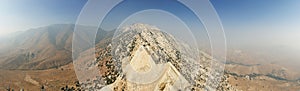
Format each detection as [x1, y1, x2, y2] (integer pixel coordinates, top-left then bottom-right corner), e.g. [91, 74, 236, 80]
[24, 74, 40, 86]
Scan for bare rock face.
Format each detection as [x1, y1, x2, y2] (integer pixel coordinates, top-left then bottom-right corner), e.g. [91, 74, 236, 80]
[81, 23, 239, 91]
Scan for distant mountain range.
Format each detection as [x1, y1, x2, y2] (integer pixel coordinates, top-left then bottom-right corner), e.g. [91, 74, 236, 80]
[0, 24, 113, 70]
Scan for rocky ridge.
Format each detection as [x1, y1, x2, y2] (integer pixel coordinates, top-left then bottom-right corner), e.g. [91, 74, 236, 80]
[81, 23, 239, 91]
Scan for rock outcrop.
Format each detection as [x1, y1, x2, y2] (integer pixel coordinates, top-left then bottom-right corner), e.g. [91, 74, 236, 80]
[81, 23, 239, 91]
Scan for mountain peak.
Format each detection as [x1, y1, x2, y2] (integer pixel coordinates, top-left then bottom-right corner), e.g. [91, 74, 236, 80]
[78, 23, 239, 91]
[121, 23, 160, 32]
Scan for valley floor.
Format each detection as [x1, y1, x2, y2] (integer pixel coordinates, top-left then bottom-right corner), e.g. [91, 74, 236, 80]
[227, 73, 300, 91]
[0, 63, 78, 91]
[1, 63, 300, 91]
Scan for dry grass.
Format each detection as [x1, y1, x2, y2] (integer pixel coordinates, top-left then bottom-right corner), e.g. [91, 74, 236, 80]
[0, 63, 77, 91]
[227, 74, 300, 91]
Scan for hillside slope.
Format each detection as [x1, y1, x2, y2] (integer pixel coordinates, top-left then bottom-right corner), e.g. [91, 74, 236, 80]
[0, 24, 113, 70]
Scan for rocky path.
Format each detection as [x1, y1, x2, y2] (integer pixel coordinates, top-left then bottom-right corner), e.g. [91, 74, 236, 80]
[24, 74, 40, 86]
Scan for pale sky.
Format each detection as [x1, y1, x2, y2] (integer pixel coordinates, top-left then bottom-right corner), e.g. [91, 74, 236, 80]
[211, 0, 300, 51]
[0, 0, 86, 36]
[0, 0, 299, 51]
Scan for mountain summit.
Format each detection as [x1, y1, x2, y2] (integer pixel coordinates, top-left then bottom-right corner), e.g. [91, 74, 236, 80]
[80, 23, 238, 91]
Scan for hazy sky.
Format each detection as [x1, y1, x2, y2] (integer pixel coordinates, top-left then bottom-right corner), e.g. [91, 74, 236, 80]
[211, 0, 300, 51]
[0, 0, 86, 36]
[0, 0, 299, 51]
